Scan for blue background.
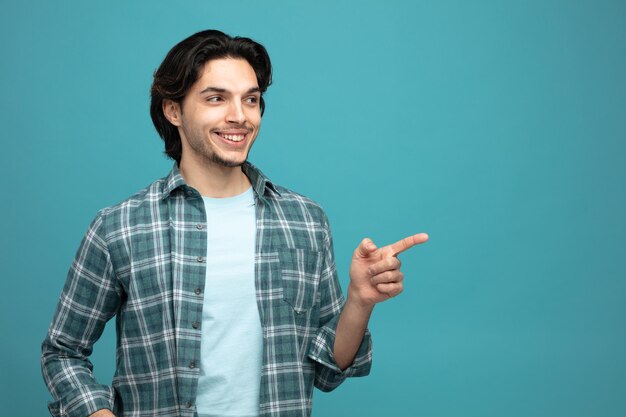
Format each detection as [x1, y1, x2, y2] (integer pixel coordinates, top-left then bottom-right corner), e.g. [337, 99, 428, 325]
[1, 1, 625, 416]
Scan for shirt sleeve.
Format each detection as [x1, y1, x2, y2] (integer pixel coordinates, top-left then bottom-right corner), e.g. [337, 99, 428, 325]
[41, 210, 123, 417]
[307, 213, 373, 392]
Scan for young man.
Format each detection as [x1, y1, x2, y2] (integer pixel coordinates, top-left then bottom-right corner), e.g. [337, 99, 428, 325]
[41, 30, 428, 417]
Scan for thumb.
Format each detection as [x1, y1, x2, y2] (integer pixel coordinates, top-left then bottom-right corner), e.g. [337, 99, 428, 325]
[355, 238, 377, 258]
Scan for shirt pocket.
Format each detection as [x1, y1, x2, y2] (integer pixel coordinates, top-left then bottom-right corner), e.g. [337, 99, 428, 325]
[279, 248, 322, 314]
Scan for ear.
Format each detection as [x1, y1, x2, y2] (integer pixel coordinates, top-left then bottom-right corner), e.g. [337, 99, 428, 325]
[162, 99, 183, 127]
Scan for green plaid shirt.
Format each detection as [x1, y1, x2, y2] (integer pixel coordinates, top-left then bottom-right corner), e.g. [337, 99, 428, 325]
[42, 162, 372, 417]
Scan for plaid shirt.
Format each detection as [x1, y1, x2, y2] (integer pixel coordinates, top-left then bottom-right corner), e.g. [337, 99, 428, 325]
[42, 162, 372, 417]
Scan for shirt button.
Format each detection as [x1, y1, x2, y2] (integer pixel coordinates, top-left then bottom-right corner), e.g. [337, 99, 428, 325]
[189, 361, 196, 369]
[196, 223, 204, 230]
[197, 256, 205, 263]
[185, 401, 193, 408]
[194, 288, 201, 295]
[192, 321, 199, 329]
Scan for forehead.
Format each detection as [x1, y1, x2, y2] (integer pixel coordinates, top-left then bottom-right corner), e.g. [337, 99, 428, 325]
[194, 57, 259, 91]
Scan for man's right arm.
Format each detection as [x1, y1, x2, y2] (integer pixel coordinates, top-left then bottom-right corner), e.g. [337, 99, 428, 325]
[41, 211, 122, 417]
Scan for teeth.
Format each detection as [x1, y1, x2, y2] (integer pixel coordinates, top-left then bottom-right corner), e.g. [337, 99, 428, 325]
[220, 133, 245, 142]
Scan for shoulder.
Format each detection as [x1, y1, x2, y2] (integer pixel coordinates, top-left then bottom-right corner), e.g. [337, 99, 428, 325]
[100, 175, 168, 217]
[270, 184, 329, 226]
[91, 175, 170, 237]
[244, 161, 329, 225]
[264, 184, 334, 252]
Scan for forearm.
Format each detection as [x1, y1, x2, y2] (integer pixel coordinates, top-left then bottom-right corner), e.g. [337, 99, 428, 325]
[42, 338, 116, 416]
[333, 286, 374, 370]
[41, 292, 118, 416]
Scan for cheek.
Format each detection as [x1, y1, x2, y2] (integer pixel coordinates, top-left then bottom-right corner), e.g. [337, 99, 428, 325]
[246, 109, 262, 126]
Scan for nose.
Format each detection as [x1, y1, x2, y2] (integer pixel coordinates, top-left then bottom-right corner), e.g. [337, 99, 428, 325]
[226, 100, 246, 124]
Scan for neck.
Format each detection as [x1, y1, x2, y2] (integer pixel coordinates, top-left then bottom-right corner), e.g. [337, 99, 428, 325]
[179, 156, 251, 198]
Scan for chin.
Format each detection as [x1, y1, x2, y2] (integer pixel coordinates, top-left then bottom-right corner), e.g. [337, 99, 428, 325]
[210, 154, 248, 168]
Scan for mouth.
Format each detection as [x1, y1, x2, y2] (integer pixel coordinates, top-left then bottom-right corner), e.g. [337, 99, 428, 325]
[215, 132, 247, 142]
[218, 133, 246, 142]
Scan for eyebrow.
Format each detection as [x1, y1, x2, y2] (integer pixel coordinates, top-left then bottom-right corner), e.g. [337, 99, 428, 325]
[199, 86, 261, 95]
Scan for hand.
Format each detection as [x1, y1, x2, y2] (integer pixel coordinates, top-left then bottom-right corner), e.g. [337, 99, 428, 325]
[348, 233, 429, 307]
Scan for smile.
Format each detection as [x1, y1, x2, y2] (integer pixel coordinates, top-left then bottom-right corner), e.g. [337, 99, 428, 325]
[216, 132, 246, 142]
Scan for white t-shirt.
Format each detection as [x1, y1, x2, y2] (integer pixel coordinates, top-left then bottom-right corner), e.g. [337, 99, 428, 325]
[196, 187, 263, 417]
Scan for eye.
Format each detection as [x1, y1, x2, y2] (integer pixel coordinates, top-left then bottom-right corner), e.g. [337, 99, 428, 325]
[207, 96, 223, 103]
[245, 96, 260, 105]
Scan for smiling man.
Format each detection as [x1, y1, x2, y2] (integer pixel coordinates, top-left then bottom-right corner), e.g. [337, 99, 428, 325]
[41, 30, 428, 417]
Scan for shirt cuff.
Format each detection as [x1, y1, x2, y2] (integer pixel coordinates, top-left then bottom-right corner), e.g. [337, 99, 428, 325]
[308, 315, 373, 392]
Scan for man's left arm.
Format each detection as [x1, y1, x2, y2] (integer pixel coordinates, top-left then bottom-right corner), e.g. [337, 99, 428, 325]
[334, 233, 429, 370]
[307, 215, 374, 392]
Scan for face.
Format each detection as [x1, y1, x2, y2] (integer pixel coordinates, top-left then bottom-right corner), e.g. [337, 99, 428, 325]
[166, 58, 262, 169]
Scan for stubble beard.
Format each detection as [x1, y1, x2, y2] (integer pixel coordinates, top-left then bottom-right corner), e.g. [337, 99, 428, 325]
[184, 126, 254, 169]
[206, 146, 246, 168]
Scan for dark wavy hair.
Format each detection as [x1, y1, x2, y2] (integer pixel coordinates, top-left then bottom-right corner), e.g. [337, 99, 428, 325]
[150, 30, 272, 164]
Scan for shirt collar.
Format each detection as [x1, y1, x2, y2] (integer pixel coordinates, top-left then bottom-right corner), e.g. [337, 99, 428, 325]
[242, 161, 281, 201]
[161, 163, 187, 199]
[161, 161, 281, 201]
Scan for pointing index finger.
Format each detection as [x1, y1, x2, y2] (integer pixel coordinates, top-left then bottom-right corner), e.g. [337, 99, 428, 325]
[388, 233, 429, 256]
